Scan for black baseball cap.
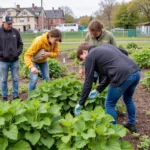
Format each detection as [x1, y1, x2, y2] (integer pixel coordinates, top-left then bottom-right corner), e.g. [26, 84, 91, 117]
[2, 15, 14, 24]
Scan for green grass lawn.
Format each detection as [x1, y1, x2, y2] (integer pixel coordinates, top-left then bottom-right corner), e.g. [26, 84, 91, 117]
[24, 41, 150, 52]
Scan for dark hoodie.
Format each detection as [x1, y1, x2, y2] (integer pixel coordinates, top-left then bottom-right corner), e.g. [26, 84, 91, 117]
[0, 25, 23, 62]
[79, 43, 140, 106]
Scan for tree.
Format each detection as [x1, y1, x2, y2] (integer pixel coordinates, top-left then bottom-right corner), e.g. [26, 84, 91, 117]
[98, 0, 116, 29]
[79, 16, 91, 27]
[114, 3, 139, 29]
[130, 0, 150, 22]
[60, 6, 75, 23]
[65, 14, 75, 23]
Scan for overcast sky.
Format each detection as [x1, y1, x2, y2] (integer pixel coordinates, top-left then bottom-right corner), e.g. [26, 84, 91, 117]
[0, 0, 131, 17]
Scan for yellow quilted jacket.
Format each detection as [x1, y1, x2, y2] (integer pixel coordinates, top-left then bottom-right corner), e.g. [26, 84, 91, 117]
[24, 32, 59, 69]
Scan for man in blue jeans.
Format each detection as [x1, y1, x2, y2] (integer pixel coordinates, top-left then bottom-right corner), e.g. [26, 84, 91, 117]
[74, 43, 140, 133]
[0, 15, 23, 101]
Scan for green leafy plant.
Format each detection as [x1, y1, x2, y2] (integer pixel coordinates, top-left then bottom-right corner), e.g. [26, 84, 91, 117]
[127, 42, 138, 49]
[132, 133, 140, 139]
[56, 106, 133, 150]
[118, 44, 124, 49]
[142, 71, 150, 90]
[0, 99, 61, 150]
[131, 50, 150, 69]
[68, 51, 76, 59]
[74, 58, 80, 66]
[138, 135, 150, 150]
[47, 59, 67, 78]
[146, 111, 150, 116]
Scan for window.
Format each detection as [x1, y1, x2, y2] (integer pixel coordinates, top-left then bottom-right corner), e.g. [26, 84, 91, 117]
[7, 11, 11, 15]
[20, 18, 24, 23]
[28, 17, 30, 22]
[22, 11, 27, 15]
[50, 20, 53, 24]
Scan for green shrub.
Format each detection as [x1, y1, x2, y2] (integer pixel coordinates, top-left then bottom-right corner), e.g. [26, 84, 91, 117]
[47, 59, 66, 78]
[131, 50, 150, 69]
[68, 51, 76, 59]
[118, 44, 124, 49]
[142, 71, 150, 90]
[127, 42, 138, 49]
[138, 135, 150, 150]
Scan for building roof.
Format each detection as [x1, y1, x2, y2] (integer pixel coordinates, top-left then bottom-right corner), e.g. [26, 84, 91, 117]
[0, 7, 42, 17]
[45, 9, 64, 19]
[137, 22, 150, 26]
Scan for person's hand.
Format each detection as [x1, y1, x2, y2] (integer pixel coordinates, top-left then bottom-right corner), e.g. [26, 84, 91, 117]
[94, 72, 99, 78]
[79, 68, 84, 79]
[31, 67, 39, 74]
[74, 104, 82, 115]
[89, 90, 98, 99]
[41, 52, 50, 58]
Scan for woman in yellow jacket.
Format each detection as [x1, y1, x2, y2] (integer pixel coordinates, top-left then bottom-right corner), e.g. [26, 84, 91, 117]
[24, 29, 62, 94]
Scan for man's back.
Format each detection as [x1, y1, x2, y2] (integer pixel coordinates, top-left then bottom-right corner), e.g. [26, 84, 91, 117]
[85, 44, 140, 86]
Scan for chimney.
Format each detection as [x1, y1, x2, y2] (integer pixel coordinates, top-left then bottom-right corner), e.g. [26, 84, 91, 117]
[16, 4, 20, 9]
[52, 7, 54, 13]
[32, 3, 34, 8]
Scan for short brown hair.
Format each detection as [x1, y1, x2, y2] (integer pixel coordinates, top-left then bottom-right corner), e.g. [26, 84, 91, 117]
[76, 42, 91, 61]
[47, 29, 62, 42]
[88, 20, 104, 32]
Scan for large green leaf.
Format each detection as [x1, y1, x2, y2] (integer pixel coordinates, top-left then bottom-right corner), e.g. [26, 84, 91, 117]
[38, 103, 48, 113]
[0, 117, 5, 125]
[41, 136, 54, 149]
[61, 135, 71, 144]
[104, 139, 121, 150]
[8, 140, 31, 150]
[120, 141, 134, 150]
[3, 125, 18, 140]
[75, 135, 87, 148]
[82, 129, 96, 140]
[73, 119, 86, 132]
[15, 115, 27, 124]
[0, 138, 8, 150]
[88, 136, 106, 150]
[48, 105, 61, 115]
[58, 142, 71, 150]
[47, 122, 63, 134]
[43, 117, 51, 126]
[40, 93, 49, 102]
[52, 91, 62, 97]
[111, 124, 127, 137]
[25, 130, 40, 145]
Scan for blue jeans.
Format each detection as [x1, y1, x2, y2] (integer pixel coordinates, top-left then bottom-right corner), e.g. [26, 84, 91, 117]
[105, 71, 141, 124]
[28, 61, 50, 94]
[0, 60, 20, 98]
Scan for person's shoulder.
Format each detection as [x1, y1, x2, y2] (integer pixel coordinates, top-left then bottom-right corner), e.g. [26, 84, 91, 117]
[103, 29, 113, 37]
[12, 28, 20, 34]
[85, 32, 91, 38]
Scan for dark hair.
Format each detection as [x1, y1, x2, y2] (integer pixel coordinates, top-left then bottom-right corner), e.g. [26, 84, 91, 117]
[76, 42, 91, 61]
[88, 20, 104, 32]
[47, 29, 62, 42]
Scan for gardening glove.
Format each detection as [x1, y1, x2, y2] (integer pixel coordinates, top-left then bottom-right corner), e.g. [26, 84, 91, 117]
[74, 104, 82, 115]
[94, 72, 99, 78]
[89, 90, 98, 99]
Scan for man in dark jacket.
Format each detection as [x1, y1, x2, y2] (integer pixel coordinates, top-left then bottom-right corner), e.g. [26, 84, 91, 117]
[0, 15, 23, 101]
[74, 43, 140, 132]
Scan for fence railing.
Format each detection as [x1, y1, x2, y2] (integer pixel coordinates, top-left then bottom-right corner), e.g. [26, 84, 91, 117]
[21, 30, 150, 42]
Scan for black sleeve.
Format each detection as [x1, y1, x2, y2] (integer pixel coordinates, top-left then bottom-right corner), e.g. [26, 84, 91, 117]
[118, 48, 128, 56]
[96, 77, 110, 93]
[17, 31, 23, 55]
[79, 57, 95, 106]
